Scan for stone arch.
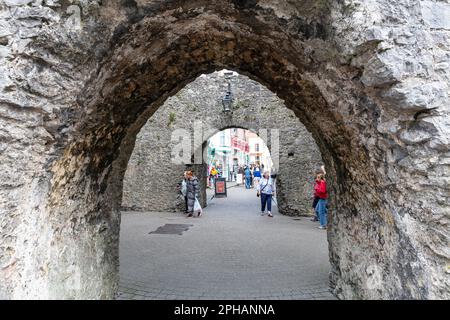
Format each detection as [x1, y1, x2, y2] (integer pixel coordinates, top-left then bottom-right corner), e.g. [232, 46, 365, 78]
[1, 1, 448, 300]
[39, 20, 391, 300]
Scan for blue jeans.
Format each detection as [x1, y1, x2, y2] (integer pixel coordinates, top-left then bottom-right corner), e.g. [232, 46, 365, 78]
[315, 199, 328, 227]
[245, 177, 251, 189]
[261, 193, 272, 212]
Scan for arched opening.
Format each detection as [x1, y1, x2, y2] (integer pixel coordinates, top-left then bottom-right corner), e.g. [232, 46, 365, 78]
[118, 69, 329, 298]
[2, 1, 447, 300]
[119, 124, 331, 299]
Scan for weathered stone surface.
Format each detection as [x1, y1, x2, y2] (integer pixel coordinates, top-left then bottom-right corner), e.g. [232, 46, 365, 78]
[0, 0, 448, 300]
[122, 71, 321, 215]
[421, 1, 450, 30]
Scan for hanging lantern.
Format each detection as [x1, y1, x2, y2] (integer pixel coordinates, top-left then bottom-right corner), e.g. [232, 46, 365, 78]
[222, 82, 233, 113]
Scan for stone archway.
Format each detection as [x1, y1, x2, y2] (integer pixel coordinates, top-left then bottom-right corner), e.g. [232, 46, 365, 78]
[0, 1, 449, 299]
[122, 71, 322, 215]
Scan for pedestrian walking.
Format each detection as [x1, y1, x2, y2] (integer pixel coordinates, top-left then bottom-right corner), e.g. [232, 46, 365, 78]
[185, 171, 201, 217]
[310, 165, 326, 222]
[314, 170, 328, 229]
[210, 166, 218, 186]
[253, 165, 261, 187]
[244, 166, 252, 189]
[257, 171, 276, 217]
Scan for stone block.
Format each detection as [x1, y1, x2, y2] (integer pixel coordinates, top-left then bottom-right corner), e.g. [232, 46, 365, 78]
[421, 1, 450, 30]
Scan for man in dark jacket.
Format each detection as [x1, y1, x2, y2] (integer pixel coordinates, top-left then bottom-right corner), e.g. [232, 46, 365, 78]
[185, 171, 200, 217]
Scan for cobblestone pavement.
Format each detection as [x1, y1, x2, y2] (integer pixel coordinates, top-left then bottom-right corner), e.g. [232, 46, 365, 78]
[118, 185, 336, 300]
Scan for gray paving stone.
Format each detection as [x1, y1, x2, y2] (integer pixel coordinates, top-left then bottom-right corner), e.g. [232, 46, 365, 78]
[118, 186, 336, 300]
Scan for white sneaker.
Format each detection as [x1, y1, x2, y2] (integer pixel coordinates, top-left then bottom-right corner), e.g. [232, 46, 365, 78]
[268, 213, 273, 217]
[261, 212, 265, 216]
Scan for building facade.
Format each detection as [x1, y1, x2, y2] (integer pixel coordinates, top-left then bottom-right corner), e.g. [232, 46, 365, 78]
[207, 129, 231, 181]
[247, 131, 272, 173]
[207, 128, 273, 182]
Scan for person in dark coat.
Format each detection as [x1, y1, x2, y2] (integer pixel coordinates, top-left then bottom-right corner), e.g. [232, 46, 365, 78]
[185, 171, 200, 217]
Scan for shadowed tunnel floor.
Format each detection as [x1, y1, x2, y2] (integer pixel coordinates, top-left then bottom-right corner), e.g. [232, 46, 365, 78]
[118, 185, 335, 300]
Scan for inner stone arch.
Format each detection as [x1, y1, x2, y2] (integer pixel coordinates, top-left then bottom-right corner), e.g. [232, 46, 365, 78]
[122, 71, 322, 216]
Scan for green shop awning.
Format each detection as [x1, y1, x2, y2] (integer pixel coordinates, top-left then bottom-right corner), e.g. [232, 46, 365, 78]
[215, 146, 231, 153]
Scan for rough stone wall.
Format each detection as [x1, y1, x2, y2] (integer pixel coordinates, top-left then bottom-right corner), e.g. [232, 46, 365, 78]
[0, 0, 448, 300]
[122, 71, 321, 215]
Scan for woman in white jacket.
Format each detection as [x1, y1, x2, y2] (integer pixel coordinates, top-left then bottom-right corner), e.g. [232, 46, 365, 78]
[256, 171, 276, 217]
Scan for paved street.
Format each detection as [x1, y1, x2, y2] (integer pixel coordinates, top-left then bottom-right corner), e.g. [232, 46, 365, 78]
[118, 184, 335, 300]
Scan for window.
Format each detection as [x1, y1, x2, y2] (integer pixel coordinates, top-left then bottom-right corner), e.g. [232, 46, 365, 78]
[255, 143, 260, 152]
[220, 132, 225, 145]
